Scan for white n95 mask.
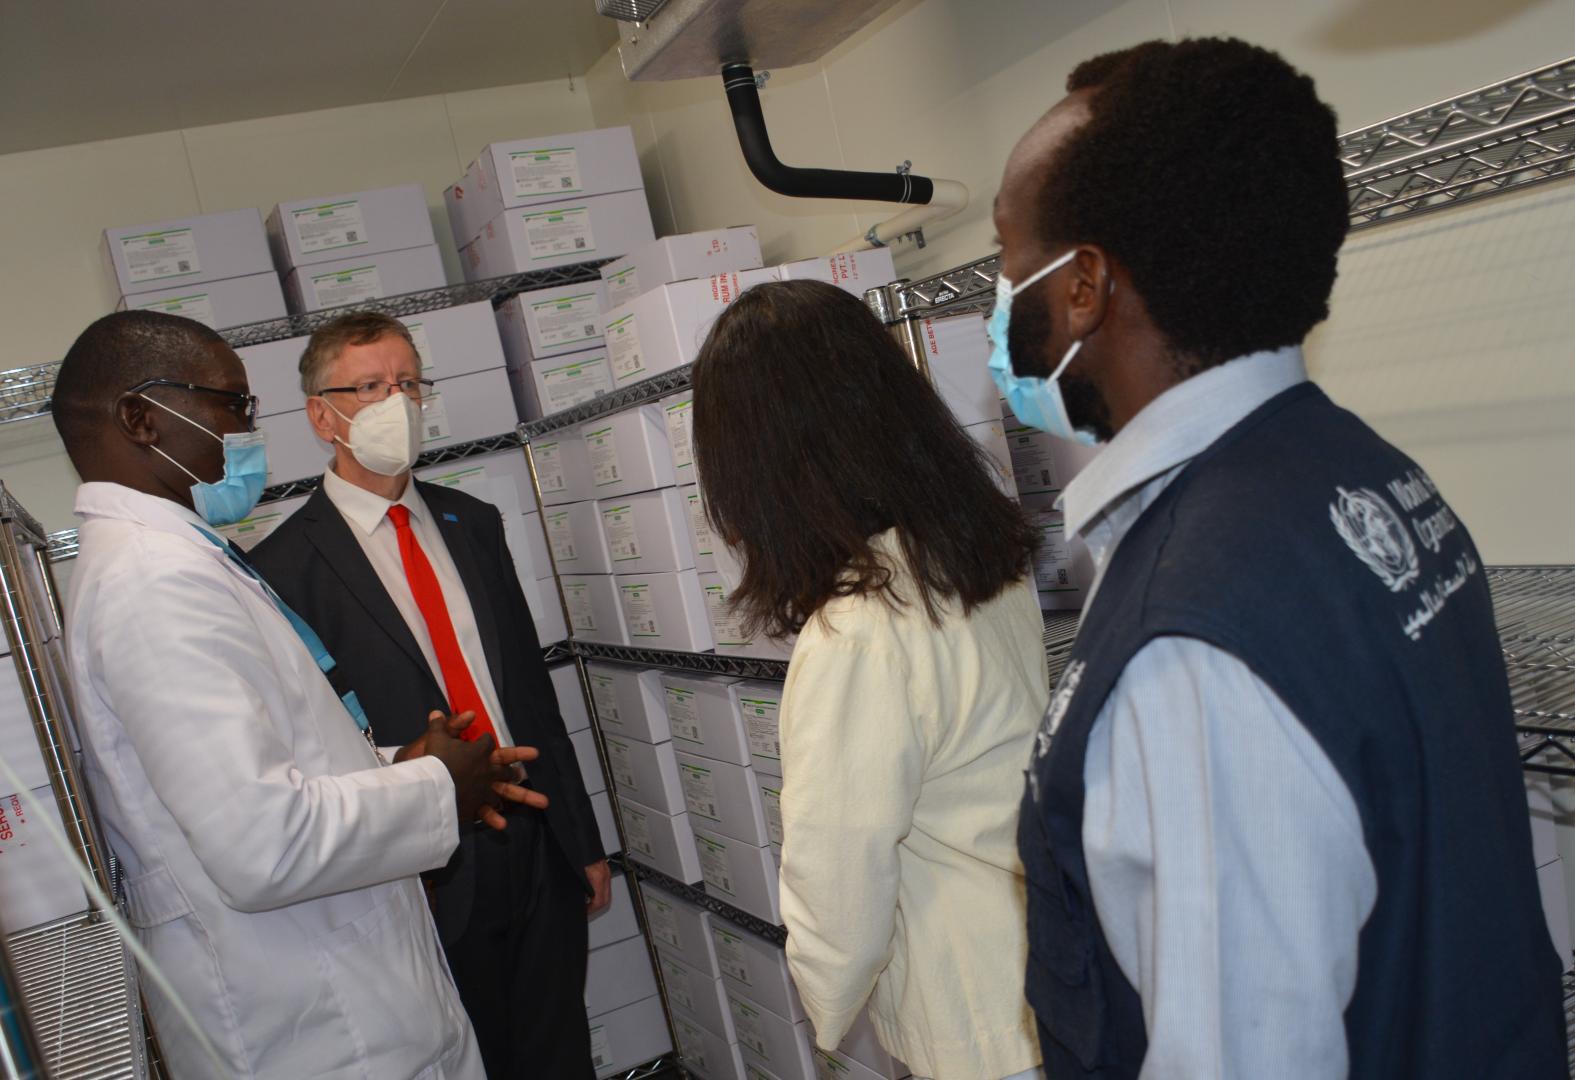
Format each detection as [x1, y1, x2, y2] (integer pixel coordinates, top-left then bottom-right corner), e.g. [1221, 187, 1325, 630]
[325, 392, 421, 476]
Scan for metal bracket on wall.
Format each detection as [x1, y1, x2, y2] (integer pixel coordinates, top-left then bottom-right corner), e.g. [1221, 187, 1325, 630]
[1341, 56, 1575, 230]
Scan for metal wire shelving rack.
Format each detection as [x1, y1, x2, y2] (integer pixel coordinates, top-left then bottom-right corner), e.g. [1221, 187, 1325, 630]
[1488, 566, 1575, 776]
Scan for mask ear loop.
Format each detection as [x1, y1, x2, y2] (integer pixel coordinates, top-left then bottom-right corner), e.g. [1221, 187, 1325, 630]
[137, 392, 217, 484]
[1011, 247, 1077, 297]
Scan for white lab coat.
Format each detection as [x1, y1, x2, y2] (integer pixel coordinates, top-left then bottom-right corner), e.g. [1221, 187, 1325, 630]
[65, 482, 484, 1080]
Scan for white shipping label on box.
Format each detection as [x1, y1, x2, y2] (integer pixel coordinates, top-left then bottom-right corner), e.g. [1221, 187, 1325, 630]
[1008, 427, 1061, 495]
[604, 264, 640, 308]
[605, 312, 645, 384]
[404, 321, 435, 372]
[619, 581, 662, 640]
[604, 737, 637, 790]
[759, 780, 783, 846]
[564, 579, 597, 632]
[310, 263, 383, 308]
[712, 927, 751, 985]
[1034, 515, 1076, 597]
[703, 581, 750, 648]
[645, 894, 681, 950]
[678, 760, 722, 823]
[684, 488, 714, 557]
[696, 833, 735, 896]
[215, 501, 299, 552]
[729, 997, 769, 1059]
[588, 669, 621, 724]
[539, 354, 613, 413]
[512, 147, 582, 198]
[524, 205, 597, 261]
[546, 509, 578, 562]
[585, 425, 622, 488]
[660, 955, 699, 1015]
[665, 684, 701, 743]
[530, 290, 601, 349]
[590, 1022, 613, 1073]
[620, 800, 655, 857]
[418, 393, 450, 444]
[739, 693, 780, 770]
[131, 290, 216, 328]
[664, 396, 694, 472]
[602, 503, 639, 564]
[120, 227, 200, 284]
[293, 199, 367, 255]
[535, 440, 567, 495]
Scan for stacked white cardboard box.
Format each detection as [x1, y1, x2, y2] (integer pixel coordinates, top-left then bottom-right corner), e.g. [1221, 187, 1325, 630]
[105, 209, 287, 330]
[447, 127, 655, 281]
[266, 183, 447, 314]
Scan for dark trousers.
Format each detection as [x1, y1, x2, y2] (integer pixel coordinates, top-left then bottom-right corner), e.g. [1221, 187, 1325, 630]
[442, 809, 594, 1080]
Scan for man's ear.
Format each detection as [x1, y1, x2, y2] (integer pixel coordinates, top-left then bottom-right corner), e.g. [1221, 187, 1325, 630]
[113, 393, 159, 447]
[304, 396, 337, 444]
[1063, 244, 1116, 343]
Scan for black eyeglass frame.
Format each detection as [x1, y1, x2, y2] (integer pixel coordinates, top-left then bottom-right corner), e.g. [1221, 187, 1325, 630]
[124, 378, 260, 430]
[316, 378, 436, 404]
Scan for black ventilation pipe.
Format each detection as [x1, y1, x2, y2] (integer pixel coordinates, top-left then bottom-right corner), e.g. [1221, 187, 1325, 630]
[722, 63, 935, 206]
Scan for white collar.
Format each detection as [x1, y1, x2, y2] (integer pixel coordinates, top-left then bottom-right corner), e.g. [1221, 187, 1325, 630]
[320, 465, 426, 537]
[74, 481, 208, 539]
[1061, 346, 1309, 541]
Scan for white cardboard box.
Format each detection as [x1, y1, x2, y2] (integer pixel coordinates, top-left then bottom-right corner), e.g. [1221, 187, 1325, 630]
[414, 435, 532, 512]
[584, 663, 670, 744]
[679, 484, 717, 574]
[104, 208, 273, 297]
[658, 950, 737, 1043]
[694, 826, 779, 924]
[256, 409, 327, 485]
[730, 992, 815, 1077]
[545, 501, 613, 576]
[512, 349, 614, 422]
[525, 574, 569, 646]
[587, 873, 640, 949]
[562, 574, 630, 645]
[0, 787, 90, 933]
[590, 993, 672, 1080]
[236, 332, 311, 418]
[119, 271, 287, 332]
[418, 367, 518, 448]
[533, 431, 595, 507]
[616, 570, 714, 653]
[570, 727, 607, 797]
[496, 281, 608, 367]
[644, 884, 718, 975]
[920, 313, 1000, 428]
[268, 184, 435, 270]
[601, 488, 695, 574]
[732, 681, 784, 778]
[601, 226, 765, 308]
[699, 573, 796, 661]
[711, 924, 805, 1022]
[677, 751, 771, 847]
[549, 661, 590, 734]
[1005, 421, 1100, 502]
[672, 1010, 746, 1080]
[1537, 857, 1571, 964]
[586, 935, 659, 1017]
[602, 268, 780, 389]
[1025, 504, 1094, 612]
[965, 418, 1016, 498]
[582, 404, 675, 500]
[604, 733, 686, 815]
[461, 190, 655, 280]
[662, 674, 747, 765]
[214, 495, 309, 554]
[754, 772, 783, 852]
[591, 790, 620, 855]
[0, 677, 50, 795]
[776, 249, 896, 296]
[401, 300, 510, 382]
[823, 1009, 908, 1079]
[660, 390, 698, 485]
[284, 244, 447, 314]
[618, 795, 703, 884]
[445, 127, 643, 247]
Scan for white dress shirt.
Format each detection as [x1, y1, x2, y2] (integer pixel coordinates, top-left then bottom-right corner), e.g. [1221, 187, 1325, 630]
[1060, 347, 1379, 1080]
[320, 466, 509, 745]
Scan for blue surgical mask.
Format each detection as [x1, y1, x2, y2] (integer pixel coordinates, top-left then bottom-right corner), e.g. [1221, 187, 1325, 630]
[987, 249, 1099, 446]
[141, 395, 269, 526]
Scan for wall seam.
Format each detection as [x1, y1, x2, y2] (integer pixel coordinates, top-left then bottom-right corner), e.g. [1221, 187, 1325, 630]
[178, 129, 205, 213]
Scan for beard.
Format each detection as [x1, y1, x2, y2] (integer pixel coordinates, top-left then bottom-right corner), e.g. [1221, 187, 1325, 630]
[1006, 284, 1114, 442]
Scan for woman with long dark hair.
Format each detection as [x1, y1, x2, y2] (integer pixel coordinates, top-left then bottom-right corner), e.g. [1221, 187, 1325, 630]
[692, 279, 1049, 1080]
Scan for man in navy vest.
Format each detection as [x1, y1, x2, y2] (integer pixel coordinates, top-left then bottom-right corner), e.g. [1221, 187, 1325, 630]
[996, 37, 1565, 1078]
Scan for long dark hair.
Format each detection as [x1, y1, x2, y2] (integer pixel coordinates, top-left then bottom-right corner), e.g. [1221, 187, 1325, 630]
[691, 278, 1038, 639]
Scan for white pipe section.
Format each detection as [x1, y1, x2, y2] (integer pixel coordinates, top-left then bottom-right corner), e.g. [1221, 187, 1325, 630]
[830, 178, 971, 254]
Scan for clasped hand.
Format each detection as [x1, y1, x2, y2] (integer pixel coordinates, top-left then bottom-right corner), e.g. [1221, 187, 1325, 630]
[396, 710, 549, 831]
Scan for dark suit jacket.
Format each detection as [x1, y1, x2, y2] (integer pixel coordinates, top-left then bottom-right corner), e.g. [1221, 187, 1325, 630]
[250, 480, 603, 944]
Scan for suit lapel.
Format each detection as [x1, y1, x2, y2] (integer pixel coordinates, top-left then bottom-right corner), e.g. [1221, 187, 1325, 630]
[298, 487, 436, 681]
[424, 484, 510, 729]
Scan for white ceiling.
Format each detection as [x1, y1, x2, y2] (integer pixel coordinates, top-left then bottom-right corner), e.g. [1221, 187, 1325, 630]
[0, 0, 620, 156]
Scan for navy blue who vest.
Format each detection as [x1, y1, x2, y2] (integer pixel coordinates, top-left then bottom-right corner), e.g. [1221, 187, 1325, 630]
[1019, 382, 1564, 1078]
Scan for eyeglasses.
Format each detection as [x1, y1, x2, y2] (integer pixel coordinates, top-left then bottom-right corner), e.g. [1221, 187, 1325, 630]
[125, 378, 259, 429]
[317, 378, 435, 403]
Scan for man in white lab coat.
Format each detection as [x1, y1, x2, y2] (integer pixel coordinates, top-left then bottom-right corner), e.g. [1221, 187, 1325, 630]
[51, 309, 538, 1080]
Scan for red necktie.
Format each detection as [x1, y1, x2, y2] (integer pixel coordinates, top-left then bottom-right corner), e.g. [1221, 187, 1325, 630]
[387, 505, 495, 742]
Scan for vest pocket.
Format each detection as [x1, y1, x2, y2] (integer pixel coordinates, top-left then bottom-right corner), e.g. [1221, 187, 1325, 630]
[1024, 867, 1106, 1071]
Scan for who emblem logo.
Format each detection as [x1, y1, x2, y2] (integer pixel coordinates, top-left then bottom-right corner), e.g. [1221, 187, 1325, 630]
[1329, 486, 1419, 593]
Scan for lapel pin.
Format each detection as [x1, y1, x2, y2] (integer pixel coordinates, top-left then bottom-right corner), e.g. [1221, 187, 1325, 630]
[443, 512, 459, 522]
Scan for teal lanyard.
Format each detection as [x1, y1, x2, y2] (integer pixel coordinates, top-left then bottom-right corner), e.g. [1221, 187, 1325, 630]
[192, 526, 375, 741]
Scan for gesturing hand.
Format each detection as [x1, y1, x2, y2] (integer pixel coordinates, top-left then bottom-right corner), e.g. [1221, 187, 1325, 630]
[416, 711, 549, 830]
